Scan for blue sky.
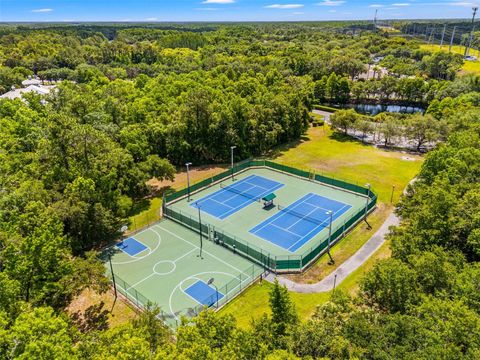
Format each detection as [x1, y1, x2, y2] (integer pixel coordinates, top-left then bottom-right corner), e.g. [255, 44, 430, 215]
[1, 1, 478, 22]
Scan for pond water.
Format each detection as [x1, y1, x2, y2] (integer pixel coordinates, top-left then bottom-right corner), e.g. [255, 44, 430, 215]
[337, 104, 425, 116]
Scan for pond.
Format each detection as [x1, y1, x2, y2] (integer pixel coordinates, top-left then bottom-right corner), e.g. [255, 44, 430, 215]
[337, 104, 426, 116]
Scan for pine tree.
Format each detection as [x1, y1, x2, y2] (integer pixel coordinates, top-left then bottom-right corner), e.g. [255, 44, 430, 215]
[269, 279, 298, 337]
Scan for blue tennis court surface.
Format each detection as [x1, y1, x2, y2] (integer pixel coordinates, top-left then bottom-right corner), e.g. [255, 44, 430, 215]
[191, 175, 284, 219]
[116, 237, 148, 256]
[184, 280, 225, 307]
[250, 193, 351, 252]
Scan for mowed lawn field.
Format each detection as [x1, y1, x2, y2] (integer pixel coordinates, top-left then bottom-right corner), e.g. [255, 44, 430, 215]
[420, 44, 480, 75]
[219, 125, 423, 327]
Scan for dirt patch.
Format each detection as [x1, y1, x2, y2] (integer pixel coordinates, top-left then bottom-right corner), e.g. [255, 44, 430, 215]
[401, 156, 418, 161]
[148, 164, 227, 192]
[67, 288, 137, 329]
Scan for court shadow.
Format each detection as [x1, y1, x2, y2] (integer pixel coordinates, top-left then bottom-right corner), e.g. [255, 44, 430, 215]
[128, 198, 151, 217]
[268, 135, 310, 159]
[263, 203, 276, 211]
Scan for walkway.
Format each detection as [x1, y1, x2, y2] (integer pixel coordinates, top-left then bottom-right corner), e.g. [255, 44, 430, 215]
[312, 109, 332, 122]
[265, 211, 399, 293]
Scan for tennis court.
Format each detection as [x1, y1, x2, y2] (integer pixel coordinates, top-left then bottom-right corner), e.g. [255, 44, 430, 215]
[167, 166, 370, 268]
[103, 219, 263, 328]
[250, 193, 351, 252]
[190, 174, 284, 219]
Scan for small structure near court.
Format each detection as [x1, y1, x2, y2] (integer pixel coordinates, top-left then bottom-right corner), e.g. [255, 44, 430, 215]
[262, 193, 276, 209]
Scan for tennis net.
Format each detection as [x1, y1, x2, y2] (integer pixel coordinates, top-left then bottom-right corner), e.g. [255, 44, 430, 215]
[277, 204, 329, 226]
[220, 183, 261, 202]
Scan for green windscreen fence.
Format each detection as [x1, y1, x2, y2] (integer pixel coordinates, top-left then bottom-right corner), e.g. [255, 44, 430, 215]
[165, 161, 377, 272]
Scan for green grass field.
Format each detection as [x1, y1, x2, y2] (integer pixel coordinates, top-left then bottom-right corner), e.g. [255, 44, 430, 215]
[420, 44, 480, 75]
[221, 240, 392, 328]
[271, 126, 423, 204]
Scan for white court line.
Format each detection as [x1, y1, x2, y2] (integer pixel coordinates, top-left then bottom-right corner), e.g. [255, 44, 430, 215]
[270, 223, 302, 238]
[218, 182, 284, 219]
[287, 203, 351, 251]
[127, 247, 198, 289]
[192, 176, 256, 209]
[111, 228, 163, 265]
[302, 201, 331, 213]
[250, 193, 316, 235]
[116, 240, 151, 258]
[158, 225, 252, 276]
[209, 197, 236, 210]
[286, 205, 323, 230]
[169, 270, 252, 320]
[218, 184, 256, 204]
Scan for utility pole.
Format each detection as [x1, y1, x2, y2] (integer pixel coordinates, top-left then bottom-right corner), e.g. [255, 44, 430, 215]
[440, 24, 447, 48]
[428, 26, 436, 44]
[373, 9, 378, 30]
[464, 7, 478, 57]
[449, 26, 457, 52]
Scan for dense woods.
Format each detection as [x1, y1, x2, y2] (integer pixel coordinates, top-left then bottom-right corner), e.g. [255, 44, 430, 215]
[0, 23, 479, 358]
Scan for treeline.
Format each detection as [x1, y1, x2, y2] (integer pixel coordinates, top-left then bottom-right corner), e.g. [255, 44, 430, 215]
[314, 60, 468, 106]
[0, 25, 466, 97]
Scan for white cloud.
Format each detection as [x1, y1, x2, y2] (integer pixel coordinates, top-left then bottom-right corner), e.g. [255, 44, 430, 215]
[31, 8, 53, 13]
[202, 0, 235, 3]
[195, 7, 219, 10]
[145, 17, 158, 21]
[316, 1, 346, 6]
[265, 4, 304, 9]
[447, 1, 478, 6]
[369, 4, 385, 7]
[392, 3, 410, 5]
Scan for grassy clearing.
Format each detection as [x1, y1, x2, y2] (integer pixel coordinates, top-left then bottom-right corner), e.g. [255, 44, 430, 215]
[128, 197, 163, 233]
[271, 125, 423, 204]
[221, 241, 392, 329]
[420, 44, 480, 75]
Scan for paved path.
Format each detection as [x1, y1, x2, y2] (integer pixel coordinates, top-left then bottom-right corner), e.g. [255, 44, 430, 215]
[265, 211, 399, 293]
[312, 109, 332, 123]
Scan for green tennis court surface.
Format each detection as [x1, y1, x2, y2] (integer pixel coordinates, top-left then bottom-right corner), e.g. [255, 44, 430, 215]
[167, 167, 368, 262]
[103, 220, 262, 328]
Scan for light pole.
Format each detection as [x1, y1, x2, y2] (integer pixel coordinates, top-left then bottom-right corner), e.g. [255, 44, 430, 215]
[326, 210, 334, 264]
[207, 277, 219, 308]
[196, 203, 203, 259]
[186, 162, 192, 201]
[364, 183, 372, 229]
[230, 146, 237, 181]
[464, 7, 478, 57]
